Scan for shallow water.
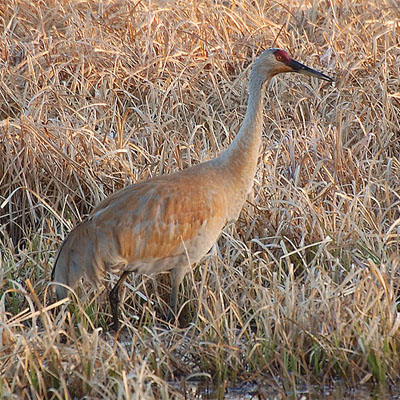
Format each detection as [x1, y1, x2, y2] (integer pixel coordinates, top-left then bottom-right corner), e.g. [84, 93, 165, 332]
[174, 380, 400, 399]
[111, 333, 399, 399]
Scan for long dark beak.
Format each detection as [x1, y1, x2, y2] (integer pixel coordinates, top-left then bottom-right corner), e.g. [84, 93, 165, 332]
[288, 59, 333, 82]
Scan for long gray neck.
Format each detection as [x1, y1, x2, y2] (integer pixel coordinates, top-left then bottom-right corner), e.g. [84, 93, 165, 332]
[216, 66, 269, 188]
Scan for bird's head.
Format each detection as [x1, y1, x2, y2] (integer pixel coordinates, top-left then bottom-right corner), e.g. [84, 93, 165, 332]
[254, 48, 333, 82]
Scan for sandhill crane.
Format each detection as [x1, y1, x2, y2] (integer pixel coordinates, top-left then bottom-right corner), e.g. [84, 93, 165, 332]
[52, 48, 333, 330]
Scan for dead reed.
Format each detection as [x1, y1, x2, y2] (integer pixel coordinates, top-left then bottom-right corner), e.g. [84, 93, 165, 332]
[1, 0, 399, 398]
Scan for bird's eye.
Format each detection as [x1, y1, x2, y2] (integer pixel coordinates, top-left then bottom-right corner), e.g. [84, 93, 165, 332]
[276, 55, 282, 61]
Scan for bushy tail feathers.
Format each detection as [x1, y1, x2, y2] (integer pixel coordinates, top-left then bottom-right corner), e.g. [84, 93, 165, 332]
[51, 221, 105, 299]
[52, 224, 84, 299]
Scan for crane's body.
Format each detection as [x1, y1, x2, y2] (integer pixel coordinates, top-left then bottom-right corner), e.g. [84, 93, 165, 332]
[52, 48, 333, 330]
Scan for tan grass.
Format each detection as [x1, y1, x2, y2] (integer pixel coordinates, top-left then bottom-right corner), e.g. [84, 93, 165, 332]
[1, 0, 400, 398]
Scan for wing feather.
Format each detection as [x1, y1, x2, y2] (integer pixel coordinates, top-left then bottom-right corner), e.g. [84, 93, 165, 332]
[52, 161, 231, 295]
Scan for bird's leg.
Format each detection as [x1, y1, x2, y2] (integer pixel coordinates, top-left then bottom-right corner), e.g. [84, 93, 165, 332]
[168, 266, 186, 321]
[109, 271, 131, 331]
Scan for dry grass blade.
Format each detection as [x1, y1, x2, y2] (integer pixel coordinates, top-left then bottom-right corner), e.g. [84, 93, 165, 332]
[1, 0, 400, 398]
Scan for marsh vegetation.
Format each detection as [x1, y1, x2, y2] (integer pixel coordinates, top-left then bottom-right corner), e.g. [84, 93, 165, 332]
[1, 0, 399, 398]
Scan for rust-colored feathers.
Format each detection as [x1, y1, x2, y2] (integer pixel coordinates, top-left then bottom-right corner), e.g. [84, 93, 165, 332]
[52, 159, 232, 299]
[52, 48, 332, 327]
